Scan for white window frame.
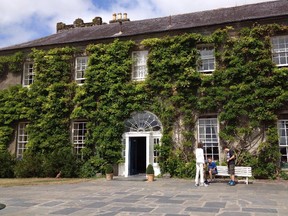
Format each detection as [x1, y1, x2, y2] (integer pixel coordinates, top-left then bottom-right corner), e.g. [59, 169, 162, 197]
[22, 62, 35, 87]
[75, 57, 88, 84]
[197, 117, 220, 161]
[153, 137, 161, 164]
[278, 119, 288, 166]
[271, 35, 288, 67]
[197, 45, 215, 73]
[72, 121, 87, 157]
[132, 50, 148, 81]
[17, 122, 28, 158]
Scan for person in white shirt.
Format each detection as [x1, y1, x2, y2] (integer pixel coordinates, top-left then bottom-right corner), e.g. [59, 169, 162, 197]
[195, 142, 206, 187]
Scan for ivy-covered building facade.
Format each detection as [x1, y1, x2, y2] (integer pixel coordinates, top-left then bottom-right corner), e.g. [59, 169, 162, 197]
[0, 0, 288, 178]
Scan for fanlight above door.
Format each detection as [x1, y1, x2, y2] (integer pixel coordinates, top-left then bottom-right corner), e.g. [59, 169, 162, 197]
[125, 111, 162, 132]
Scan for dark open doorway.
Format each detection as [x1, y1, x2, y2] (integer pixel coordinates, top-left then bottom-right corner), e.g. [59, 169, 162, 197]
[129, 137, 146, 175]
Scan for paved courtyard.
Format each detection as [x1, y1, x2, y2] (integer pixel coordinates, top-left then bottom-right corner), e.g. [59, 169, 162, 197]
[0, 177, 287, 216]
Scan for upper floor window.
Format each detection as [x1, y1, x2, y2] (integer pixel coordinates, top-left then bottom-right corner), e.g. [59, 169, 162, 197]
[197, 45, 215, 73]
[271, 35, 288, 67]
[17, 122, 28, 158]
[132, 50, 148, 81]
[72, 121, 87, 157]
[22, 62, 35, 87]
[75, 57, 88, 84]
[197, 117, 219, 161]
[278, 119, 288, 167]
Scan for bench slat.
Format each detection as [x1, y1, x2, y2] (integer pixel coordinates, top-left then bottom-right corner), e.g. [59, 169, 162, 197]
[214, 166, 252, 184]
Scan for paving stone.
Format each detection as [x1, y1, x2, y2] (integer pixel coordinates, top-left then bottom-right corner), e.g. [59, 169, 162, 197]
[152, 206, 183, 214]
[41, 201, 64, 206]
[165, 214, 189, 216]
[85, 201, 108, 208]
[51, 208, 81, 215]
[242, 207, 278, 213]
[156, 198, 185, 204]
[204, 201, 226, 208]
[95, 211, 118, 216]
[185, 207, 220, 213]
[9, 202, 38, 207]
[112, 198, 140, 203]
[120, 207, 154, 212]
[217, 212, 251, 216]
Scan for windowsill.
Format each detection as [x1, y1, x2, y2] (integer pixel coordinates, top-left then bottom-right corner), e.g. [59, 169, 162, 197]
[132, 78, 146, 81]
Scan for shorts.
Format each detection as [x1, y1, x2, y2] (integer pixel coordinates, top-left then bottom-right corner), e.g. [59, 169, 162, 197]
[228, 164, 235, 175]
[211, 169, 218, 174]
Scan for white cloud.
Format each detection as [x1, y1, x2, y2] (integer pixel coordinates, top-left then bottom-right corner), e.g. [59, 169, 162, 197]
[0, 0, 279, 48]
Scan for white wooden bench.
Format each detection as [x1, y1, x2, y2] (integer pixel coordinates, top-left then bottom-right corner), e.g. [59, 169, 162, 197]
[215, 166, 252, 184]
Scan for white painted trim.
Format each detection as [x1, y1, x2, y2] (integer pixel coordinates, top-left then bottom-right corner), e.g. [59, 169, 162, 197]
[120, 131, 161, 177]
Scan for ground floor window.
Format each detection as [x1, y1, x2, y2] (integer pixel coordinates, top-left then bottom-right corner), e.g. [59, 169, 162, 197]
[72, 122, 87, 157]
[198, 117, 219, 161]
[17, 122, 28, 158]
[278, 119, 288, 167]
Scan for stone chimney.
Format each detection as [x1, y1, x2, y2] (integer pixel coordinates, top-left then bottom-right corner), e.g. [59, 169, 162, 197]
[109, 12, 130, 24]
[73, 18, 84, 27]
[92, 16, 103, 25]
[56, 16, 104, 33]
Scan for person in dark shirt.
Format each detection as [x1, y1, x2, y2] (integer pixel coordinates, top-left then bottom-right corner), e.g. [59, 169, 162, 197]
[224, 146, 236, 186]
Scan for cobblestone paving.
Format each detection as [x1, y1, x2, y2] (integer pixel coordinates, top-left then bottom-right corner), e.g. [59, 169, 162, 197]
[0, 177, 287, 216]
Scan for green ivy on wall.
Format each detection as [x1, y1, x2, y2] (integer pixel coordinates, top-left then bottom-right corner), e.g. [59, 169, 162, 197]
[0, 52, 24, 76]
[0, 24, 287, 178]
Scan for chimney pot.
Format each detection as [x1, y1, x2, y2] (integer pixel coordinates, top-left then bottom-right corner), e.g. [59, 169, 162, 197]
[123, 13, 127, 20]
[117, 13, 122, 20]
[112, 13, 116, 21]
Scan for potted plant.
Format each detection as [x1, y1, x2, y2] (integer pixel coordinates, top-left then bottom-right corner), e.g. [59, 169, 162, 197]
[105, 164, 114, 180]
[146, 164, 155, 182]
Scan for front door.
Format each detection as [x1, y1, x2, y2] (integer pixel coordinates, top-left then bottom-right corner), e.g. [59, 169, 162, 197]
[129, 137, 146, 175]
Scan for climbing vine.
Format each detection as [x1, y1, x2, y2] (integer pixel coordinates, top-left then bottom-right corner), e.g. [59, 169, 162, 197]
[0, 24, 287, 178]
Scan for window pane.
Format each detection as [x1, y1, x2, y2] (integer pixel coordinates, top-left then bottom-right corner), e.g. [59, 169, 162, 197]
[198, 117, 219, 161]
[198, 46, 215, 73]
[132, 51, 148, 81]
[73, 122, 87, 156]
[23, 63, 35, 87]
[278, 120, 288, 163]
[75, 57, 88, 84]
[17, 122, 29, 158]
[271, 36, 288, 66]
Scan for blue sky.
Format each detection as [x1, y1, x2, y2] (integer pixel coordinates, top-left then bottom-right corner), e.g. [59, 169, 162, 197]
[0, 0, 278, 48]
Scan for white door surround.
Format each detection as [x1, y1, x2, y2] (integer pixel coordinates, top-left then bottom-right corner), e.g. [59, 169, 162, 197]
[118, 111, 162, 177]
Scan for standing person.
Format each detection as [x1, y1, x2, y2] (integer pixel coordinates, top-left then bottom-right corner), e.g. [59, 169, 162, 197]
[195, 142, 206, 187]
[224, 146, 236, 186]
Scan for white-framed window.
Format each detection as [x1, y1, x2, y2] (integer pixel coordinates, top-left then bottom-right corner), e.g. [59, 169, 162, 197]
[278, 119, 288, 166]
[271, 35, 288, 67]
[17, 122, 28, 158]
[197, 45, 215, 73]
[75, 57, 88, 84]
[22, 62, 35, 87]
[72, 122, 87, 156]
[197, 117, 219, 161]
[132, 50, 148, 81]
[153, 137, 161, 164]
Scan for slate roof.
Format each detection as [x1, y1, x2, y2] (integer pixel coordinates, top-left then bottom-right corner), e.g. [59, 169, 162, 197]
[1, 0, 287, 51]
